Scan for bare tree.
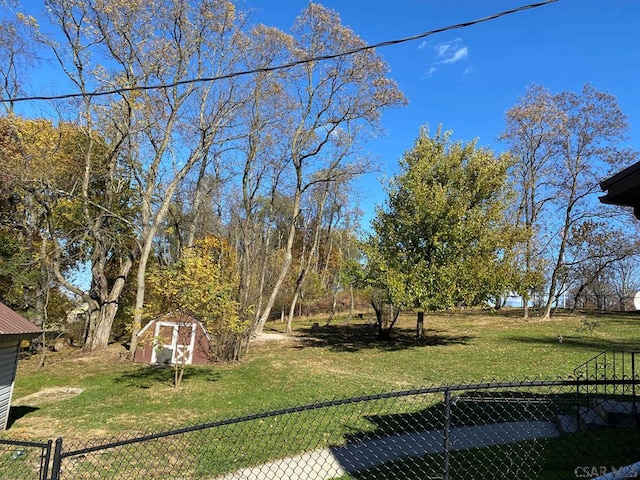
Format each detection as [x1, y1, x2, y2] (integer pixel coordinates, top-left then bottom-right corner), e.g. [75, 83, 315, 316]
[251, 3, 406, 335]
[608, 245, 640, 311]
[0, 1, 37, 113]
[502, 84, 638, 319]
[37, 0, 248, 351]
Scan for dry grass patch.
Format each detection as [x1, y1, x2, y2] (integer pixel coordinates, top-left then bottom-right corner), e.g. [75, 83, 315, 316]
[12, 387, 84, 405]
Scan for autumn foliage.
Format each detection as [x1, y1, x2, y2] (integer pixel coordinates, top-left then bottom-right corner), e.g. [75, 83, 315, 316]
[146, 236, 249, 362]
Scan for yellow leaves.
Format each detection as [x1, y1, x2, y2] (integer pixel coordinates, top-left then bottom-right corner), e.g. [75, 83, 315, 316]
[223, 1, 236, 23]
[15, 12, 38, 29]
[100, 0, 146, 17]
[146, 235, 246, 335]
[0, 115, 89, 190]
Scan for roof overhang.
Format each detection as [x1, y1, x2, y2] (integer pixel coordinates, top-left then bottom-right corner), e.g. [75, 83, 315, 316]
[0, 301, 42, 338]
[600, 161, 640, 219]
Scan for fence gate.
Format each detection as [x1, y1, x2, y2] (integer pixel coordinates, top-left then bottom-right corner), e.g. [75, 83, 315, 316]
[0, 438, 52, 480]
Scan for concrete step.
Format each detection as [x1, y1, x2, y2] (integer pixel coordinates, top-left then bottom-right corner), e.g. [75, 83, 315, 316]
[592, 399, 638, 416]
[557, 401, 639, 433]
[556, 413, 580, 433]
[592, 400, 639, 428]
[578, 407, 609, 429]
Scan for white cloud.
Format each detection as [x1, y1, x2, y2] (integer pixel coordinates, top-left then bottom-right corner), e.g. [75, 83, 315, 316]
[434, 38, 469, 64]
[418, 40, 429, 50]
[435, 43, 452, 58]
[441, 46, 468, 64]
[424, 67, 437, 78]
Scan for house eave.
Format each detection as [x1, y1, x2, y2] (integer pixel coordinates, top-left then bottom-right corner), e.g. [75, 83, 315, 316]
[600, 161, 640, 220]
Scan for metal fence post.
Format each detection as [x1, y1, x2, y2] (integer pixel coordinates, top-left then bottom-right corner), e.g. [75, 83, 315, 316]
[443, 388, 451, 480]
[49, 438, 63, 480]
[633, 352, 637, 415]
[40, 440, 53, 480]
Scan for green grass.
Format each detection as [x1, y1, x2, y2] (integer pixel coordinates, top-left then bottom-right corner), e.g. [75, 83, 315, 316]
[5, 309, 640, 440]
[3, 309, 640, 478]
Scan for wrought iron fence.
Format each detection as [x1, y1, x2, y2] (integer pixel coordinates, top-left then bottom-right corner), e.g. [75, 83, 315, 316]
[2, 372, 640, 479]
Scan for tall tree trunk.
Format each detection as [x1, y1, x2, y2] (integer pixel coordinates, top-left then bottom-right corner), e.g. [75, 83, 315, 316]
[285, 187, 328, 335]
[416, 311, 425, 342]
[285, 289, 299, 335]
[326, 285, 338, 325]
[346, 283, 354, 324]
[253, 188, 301, 336]
[84, 301, 119, 351]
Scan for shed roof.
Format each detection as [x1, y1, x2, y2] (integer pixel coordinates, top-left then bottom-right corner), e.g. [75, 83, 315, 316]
[0, 301, 42, 336]
[600, 161, 640, 219]
[137, 311, 211, 340]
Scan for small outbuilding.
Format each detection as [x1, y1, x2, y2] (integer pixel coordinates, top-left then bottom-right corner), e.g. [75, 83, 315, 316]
[0, 301, 42, 430]
[133, 311, 212, 366]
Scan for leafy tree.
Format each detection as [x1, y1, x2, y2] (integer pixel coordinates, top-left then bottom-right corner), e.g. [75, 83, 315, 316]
[0, 229, 39, 307]
[146, 235, 249, 367]
[1, 113, 140, 349]
[360, 238, 410, 340]
[367, 126, 520, 340]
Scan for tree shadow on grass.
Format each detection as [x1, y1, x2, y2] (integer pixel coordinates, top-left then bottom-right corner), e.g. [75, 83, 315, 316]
[506, 334, 640, 353]
[326, 389, 585, 480]
[114, 365, 220, 388]
[6, 406, 39, 430]
[341, 390, 575, 445]
[294, 323, 475, 353]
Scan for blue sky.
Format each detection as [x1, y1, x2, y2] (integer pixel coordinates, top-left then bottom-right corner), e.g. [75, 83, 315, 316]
[8, 0, 640, 227]
[245, 0, 640, 226]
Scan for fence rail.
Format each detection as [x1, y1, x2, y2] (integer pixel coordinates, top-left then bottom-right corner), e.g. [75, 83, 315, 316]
[2, 354, 640, 479]
[0, 438, 52, 480]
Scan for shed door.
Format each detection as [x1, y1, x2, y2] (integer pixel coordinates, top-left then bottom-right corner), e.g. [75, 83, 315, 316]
[0, 340, 19, 430]
[151, 322, 196, 365]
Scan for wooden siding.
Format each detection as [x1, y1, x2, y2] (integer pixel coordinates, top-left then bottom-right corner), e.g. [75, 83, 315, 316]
[0, 340, 19, 430]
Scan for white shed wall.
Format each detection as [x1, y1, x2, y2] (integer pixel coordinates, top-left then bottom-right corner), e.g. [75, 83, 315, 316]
[0, 340, 19, 430]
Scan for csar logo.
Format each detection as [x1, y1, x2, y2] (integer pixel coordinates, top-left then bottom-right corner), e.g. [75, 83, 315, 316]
[574, 466, 638, 478]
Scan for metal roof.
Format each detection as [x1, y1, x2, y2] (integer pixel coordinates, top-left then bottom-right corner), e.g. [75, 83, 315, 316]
[0, 301, 42, 336]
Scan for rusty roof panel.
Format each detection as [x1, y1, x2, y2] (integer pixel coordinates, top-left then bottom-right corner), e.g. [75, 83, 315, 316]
[0, 301, 42, 336]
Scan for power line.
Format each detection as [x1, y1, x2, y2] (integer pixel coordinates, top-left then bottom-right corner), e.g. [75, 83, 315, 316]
[1, 0, 559, 104]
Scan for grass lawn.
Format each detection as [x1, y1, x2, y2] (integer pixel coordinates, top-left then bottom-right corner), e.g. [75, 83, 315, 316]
[3, 308, 640, 442]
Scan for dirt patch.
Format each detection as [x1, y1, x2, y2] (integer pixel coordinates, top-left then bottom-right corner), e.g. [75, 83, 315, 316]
[66, 343, 130, 363]
[13, 387, 84, 406]
[18, 343, 130, 374]
[251, 332, 290, 343]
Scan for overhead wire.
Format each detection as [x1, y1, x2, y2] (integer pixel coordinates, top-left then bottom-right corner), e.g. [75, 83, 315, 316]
[1, 0, 559, 104]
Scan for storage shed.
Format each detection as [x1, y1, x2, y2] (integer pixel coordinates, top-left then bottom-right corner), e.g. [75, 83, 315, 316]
[134, 311, 212, 366]
[0, 301, 42, 430]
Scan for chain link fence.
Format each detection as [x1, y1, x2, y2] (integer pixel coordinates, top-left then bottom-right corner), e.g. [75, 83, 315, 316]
[0, 438, 52, 480]
[2, 375, 640, 480]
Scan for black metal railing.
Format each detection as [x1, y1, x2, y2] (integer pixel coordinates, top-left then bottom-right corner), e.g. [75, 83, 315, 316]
[574, 350, 639, 431]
